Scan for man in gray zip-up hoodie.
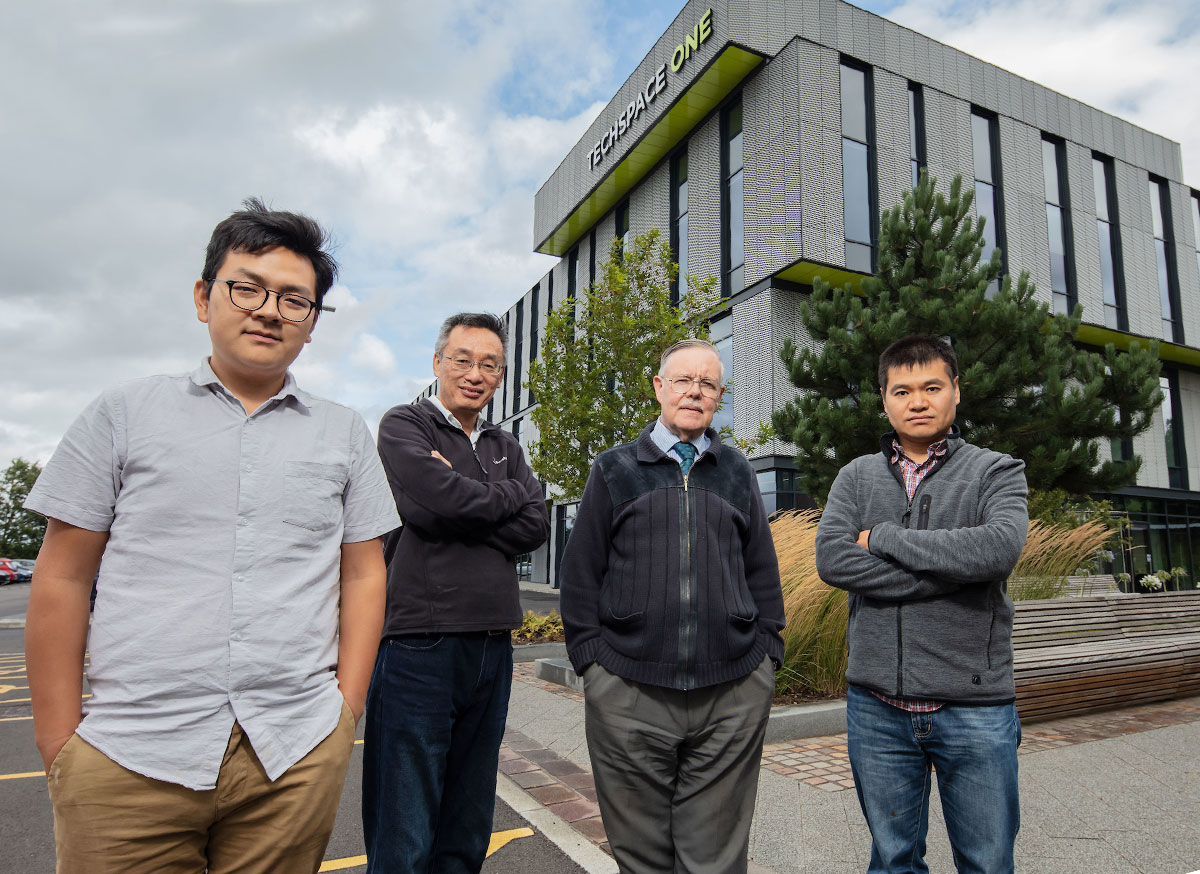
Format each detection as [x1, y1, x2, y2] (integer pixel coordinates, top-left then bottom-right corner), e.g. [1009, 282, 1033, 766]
[815, 336, 1028, 874]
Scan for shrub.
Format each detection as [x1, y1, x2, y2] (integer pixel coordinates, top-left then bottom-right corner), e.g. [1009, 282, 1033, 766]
[513, 609, 564, 643]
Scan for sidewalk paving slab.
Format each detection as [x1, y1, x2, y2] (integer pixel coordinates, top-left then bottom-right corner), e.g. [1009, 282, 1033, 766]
[504, 665, 1200, 874]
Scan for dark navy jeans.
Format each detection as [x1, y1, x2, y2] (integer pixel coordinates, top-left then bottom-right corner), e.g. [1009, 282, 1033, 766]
[362, 632, 513, 874]
[846, 684, 1021, 874]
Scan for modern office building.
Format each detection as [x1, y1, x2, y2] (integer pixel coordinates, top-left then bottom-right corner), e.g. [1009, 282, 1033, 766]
[420, 0, 1200, 588]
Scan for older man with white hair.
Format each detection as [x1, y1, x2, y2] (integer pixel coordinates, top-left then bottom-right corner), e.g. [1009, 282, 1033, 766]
[561, 339, 785, 874]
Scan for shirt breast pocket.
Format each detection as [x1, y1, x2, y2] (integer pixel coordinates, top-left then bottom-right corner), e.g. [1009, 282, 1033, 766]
[283, 461, 348, 531]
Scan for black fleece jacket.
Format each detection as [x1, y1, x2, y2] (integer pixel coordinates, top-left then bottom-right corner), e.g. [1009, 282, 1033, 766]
[377, 399, 549, 636]
[560, 424, 785, 690]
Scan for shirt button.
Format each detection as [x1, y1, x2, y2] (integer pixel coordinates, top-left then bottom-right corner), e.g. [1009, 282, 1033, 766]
[235, 575, 245, 584]
[239, 518, 249, 527]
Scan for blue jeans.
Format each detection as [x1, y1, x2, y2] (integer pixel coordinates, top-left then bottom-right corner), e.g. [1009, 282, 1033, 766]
[845, 685, 1021, 874]
[362, 632, 513, 874]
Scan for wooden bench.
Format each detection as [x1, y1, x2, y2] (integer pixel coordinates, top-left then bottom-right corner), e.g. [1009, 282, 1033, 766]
[1012, 591, 1200, 722]
[1064, 574, 1118, 596]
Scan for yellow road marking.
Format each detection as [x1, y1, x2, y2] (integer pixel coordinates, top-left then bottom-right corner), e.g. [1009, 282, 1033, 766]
[317, 827, 535, 871]
[487, 827, 535, 854]
[0, 716, 32, 722]
[0, 694, 90, 705]
[318, 858, 365, 872]
[354, 739, 363, 745]
[0, 771, 43, 781]
[0, 684, 28, 693]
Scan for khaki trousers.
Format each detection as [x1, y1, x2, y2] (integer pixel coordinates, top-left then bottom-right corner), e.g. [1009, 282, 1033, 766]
[584, 657, 774, 874]
[47, 704, 355, 874]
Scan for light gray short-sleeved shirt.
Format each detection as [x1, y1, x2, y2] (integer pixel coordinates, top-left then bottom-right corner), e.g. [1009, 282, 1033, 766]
[25, 360, 400, 790]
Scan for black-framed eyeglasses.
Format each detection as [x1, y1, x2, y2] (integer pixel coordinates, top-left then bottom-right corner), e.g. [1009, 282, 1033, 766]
[206, 279, 335, 322]
[664, 376, 723, 399]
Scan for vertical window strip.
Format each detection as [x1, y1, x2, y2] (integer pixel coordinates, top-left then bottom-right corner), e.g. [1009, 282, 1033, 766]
[1042, 137, 1075, 315]
[841, 62, 874, 272]
[722, 98, 744, 298]
[908, 83, 926, 190]
[971, 110, 1006, 292]
[616, 202, 629, 260]
[671, 149, 689, 305]
[1093, 155, 1126, 331]
[1161, 372, 1188, 489]
[1150, 177, 1182, 343]
[528, 285, 539, 406]
[1191, 192, 1200, 281]
[514, 299, 524, 413]
[712, 334, 733, 435]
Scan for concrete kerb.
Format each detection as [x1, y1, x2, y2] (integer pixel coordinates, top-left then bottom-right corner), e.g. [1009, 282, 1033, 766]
[496, 772, 619, 874]
[535, 657, 848, 741]
[0, 613, 25, 630]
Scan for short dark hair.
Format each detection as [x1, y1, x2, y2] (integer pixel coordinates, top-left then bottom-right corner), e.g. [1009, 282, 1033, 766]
[201, 197, 338, 313]
[435, 312, 508, 359]
[878, 335, 958, 390]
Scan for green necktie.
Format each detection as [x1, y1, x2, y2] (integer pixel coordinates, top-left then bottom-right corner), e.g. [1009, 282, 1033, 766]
[673, 441, 697, 475]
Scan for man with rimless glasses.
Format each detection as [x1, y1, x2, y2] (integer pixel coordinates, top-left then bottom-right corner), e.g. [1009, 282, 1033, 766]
[561, 339, 785, 874]
[24, 198, 399, 874]
[363, 313, 548, 873]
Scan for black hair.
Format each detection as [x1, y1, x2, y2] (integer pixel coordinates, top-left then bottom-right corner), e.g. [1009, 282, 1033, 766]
[878, 335, 958, 390]
[201, 197, 338, 313]
[435, 313, 508, 358]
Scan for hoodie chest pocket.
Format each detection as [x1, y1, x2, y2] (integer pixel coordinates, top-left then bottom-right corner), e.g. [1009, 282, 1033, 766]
[283, 461, 348, 531]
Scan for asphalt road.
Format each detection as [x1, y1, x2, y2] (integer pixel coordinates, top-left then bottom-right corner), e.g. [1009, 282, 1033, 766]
[0, 586, 585, 874]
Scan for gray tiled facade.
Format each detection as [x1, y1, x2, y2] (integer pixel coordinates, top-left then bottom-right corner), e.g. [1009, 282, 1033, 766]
[424, 0, 1200, 585]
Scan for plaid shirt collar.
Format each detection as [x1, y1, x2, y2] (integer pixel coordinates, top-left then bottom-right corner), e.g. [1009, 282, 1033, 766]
[890, 436, 949, 501]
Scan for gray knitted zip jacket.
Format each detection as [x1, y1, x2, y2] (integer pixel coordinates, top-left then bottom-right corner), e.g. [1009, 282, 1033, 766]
[815, 431, 1028, 704]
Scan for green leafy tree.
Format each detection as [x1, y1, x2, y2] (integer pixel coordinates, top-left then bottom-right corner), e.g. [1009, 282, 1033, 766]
[773, 172, 1162, 503]
[0, 458, 46, 559]
[527, 229, 723, 501]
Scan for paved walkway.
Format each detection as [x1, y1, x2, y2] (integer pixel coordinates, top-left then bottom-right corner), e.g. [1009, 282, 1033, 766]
[504, 664, 1200, 874]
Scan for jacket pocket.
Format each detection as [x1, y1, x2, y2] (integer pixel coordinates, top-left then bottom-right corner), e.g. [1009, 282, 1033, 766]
[283, 461, 347, 531]
[600, 608, 646, 658]
[727, 610, 759, 659]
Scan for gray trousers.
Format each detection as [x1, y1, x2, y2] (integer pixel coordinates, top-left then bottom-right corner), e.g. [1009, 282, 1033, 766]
[583, 657, 774, 874]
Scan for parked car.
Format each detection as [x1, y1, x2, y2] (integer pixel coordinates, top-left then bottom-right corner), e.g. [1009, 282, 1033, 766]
[10, 559, 34, 583]
[0, 560, 17, 585]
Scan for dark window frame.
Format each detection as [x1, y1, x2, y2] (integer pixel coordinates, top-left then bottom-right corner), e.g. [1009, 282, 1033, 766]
[721, 94, 744, 299]
[908, 82, 927, 190]
[840, 57, 878, 273]
[670, 145, 689, 306]
[971, 107, 1008, 281]
[1093, 153, 1129, 332]
[1042, 134, 1077, 314]
[1150, 174, 1184, 344]
[1161, 369, 1189, 489]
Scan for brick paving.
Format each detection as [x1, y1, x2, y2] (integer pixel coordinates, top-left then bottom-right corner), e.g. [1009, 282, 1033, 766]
[506, 664, 1200, 856]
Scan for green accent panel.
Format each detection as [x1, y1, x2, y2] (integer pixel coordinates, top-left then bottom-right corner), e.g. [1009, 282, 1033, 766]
[536, 45, 765, 257]
[775, 259, 866, 291]
[1076, 323, 1200, 367]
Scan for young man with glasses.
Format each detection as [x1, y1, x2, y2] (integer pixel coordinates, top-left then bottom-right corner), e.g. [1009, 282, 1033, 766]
[24, 198, 400, 874]
[363, 312, 549, 874]
[560, 339, 785, 874]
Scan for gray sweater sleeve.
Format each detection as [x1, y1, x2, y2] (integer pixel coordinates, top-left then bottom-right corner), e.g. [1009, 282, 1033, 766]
[868, 454, 1028, 583]
[815, 462, 963, 601]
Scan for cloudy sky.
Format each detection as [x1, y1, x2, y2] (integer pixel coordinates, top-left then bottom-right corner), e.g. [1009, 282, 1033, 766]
[2, 0, 1197, 466]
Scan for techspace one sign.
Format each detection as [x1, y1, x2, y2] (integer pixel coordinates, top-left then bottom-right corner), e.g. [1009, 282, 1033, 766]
[587, 8, 714, 171]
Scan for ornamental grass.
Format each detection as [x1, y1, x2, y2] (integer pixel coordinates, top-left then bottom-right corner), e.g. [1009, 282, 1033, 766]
[769, 512, 1115, 698]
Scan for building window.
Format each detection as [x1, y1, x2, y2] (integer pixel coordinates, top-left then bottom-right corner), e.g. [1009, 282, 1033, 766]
[671, 148, 689, 305]
[513, 299, 524, 412]
[502, 311, 511, 420]
[1191, 191, 1200, 281]
[513, 416, 523, 444]
[1161, 372, 1188, 489]
[722, 97, 744, 297]
[971, 109, 1006, 293]
[714, 335, 733, 434]
[841, 61, 875, 272]
[908, 84, 926, 190]
[1093, 155, 1127, 331]
[1042, 136, 1076, 315]
[1150, 176, 1183, 343]
[615, 201, 629, 260]
[528, 284, 539, 406]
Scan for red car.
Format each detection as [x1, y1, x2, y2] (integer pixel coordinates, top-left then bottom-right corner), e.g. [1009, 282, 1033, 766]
[0, 559, 16, 585]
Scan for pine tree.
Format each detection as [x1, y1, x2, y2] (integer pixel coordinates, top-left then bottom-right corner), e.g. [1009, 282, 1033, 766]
[527, 229, 723, 501]
[772, 172, 1162, 503]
